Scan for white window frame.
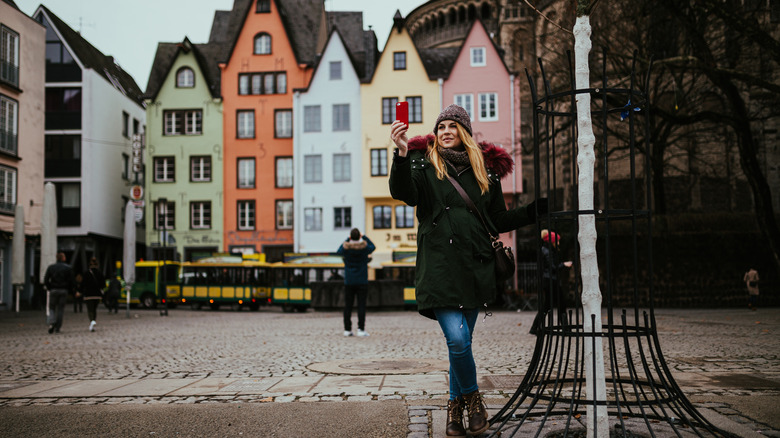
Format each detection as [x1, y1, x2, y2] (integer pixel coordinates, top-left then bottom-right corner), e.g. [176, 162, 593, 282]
[303, 105, 321, 132]
[237, 200, 255, 230]
[191, 156, 211, 182]
[334, 207, 351, 229]
[332, 104, 350, 132]
[0, 26, 19, 86]
[454, 94, 474, 120]
[164, 110, 202, 135]
[304, 207, 322, 231]
[406, 96, 422, 123]
[176, 67, 194, 87]
[478, 92, 498, 121]
[370, 148, 388, 176]
[190, 201, 211, 229]
[0, 165, 17, 213]
[276, 200, 293, 230]
[154, 157, 175, 182]
[275, 109, 292, 138]
[329, 61, 342, 80]
[333, 154, 351, 182]
[237, 110, 255, 138]
[0, 95, 18, 154]
[237, 158, 255, 188]
[155, 201, 175, 230]
[276, 157, 293, 188]
[470, 47, 486, 67]
[304, 155, 322, 183]
[254, 33, 271, 55]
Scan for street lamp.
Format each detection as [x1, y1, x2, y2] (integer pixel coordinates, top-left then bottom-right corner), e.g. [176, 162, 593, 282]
[158, 197, 168, 316]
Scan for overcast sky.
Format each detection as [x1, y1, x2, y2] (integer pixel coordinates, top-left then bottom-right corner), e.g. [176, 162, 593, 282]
[14, 0, 425, 91]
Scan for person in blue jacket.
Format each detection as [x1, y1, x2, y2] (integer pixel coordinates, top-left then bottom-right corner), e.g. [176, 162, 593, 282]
[337, 228, 376, 337]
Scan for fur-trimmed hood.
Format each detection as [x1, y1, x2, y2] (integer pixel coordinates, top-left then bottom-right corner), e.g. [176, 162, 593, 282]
[342, 239, 367, 251]
[407, 134, 514, 178]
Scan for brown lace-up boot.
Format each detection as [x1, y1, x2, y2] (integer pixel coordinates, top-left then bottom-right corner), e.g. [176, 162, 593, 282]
[463, 390, 488, 435]
[446, 398, 467, 437]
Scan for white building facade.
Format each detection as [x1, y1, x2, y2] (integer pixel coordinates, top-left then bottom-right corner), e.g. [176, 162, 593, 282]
[293, 30, 365, 253]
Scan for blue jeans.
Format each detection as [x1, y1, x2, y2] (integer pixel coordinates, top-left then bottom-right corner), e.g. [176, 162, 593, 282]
[434, 308, 479, 400]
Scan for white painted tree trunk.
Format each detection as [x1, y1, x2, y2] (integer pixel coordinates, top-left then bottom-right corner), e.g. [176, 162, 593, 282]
[573, 15, 608, 437]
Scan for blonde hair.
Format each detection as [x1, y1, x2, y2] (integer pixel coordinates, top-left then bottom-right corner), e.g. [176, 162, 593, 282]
[427, 123, 491, 194]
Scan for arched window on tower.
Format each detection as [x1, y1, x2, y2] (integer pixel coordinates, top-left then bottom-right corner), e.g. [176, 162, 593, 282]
[458, 6, 466, 23]
[438, 12, 445, 28]
[467, 4, 477, 21]
[448, 8, 457, 25]
[480, 3, 491, 20]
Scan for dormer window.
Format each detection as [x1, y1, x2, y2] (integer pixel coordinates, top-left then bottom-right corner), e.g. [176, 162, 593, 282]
[254, 33, 271, 55]
[176, 67, 195, 88]
[470, 47, 486, 67]
[393, 51, 406, 70]
[256, 0, 271, 13]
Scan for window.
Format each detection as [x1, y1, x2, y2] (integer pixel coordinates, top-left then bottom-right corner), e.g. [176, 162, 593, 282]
[373, 205, 392, 229]
[329, 61, 342, 80]
[393, 51, 406, 70]
[133, 119, 140, 135]
[256, 0, 270, 13]
[122, 111, 129, 138]
[406, 96, 422, 123]
[382, 97, 398, 124]
[164, 110, 202, 135]
[154, 156, 175, 182]
[276, 200, 293, 229]
[333, 154, 350, 182]
[0, 165, 16, 214]
[237, 200, 255, 230]
[254, 33, 271, 55]
[154, 200, 175, 230]
[332, 104, 350, 131]
[45, 135, 80, 177]
[237, 110, 255, 138]
[55, 182, 80, 226]
[470, 47, 486, 67]
[304, 208, 322, 231]
[276, 157, 293, 188]
[176, 67, 195, 87]
[0, 95, 18, 154]
[395, 205, 415, 228]
[304, 155, 322, 183]
[454, 94, 474, 120]
[275, 109, 292, 138]
[478, 93, 498, 121]
[122, 153, 129, 180]
[238, 72, 287, 95]
[0, 26, 19, 87]
[191, 201, 211, 229]
[191, 156, 211, 182]
[45, 88, 81, 130]
[370, 149, 388, 176]
[303, 105, 321, 132]
[237, 158, 255, 188]
[334, 207, 351, 229]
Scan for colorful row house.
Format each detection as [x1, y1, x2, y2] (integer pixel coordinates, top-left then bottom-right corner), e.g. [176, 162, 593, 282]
[140, 1, 522, 270]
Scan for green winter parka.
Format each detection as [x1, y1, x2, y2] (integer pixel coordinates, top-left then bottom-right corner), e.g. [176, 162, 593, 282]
[389, 135, 534, 319]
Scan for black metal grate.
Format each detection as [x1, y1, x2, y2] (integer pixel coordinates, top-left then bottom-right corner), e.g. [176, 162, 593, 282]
[486, 51, 737, 437]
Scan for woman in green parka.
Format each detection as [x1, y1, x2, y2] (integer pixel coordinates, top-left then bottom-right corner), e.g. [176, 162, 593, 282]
[389, 104, 545, 437]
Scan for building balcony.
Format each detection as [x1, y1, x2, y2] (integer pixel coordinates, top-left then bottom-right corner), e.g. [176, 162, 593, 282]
[45, 112, 81, 130]
[0, 60, 19, 88]
[0, 129, 17, 155]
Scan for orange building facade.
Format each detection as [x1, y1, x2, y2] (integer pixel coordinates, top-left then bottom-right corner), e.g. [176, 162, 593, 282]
[221, 0, 322, 260]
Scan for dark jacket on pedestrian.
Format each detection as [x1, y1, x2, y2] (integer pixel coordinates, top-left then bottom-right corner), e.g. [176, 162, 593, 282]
[389, 135, 533, 319]
[337, 236, 376, 285]
[82, 267, 105, 300]
[541, 244, 566, 281]
[44, 262, 75, 292]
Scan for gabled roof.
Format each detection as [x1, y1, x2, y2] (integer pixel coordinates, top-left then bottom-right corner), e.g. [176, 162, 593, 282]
[366, 10, 458, 83]
[37, 5, 144, 106]
[223, 0, 326, 67]
[325, 11, 378, 82]
[2, 0, 20, 10]
[144, 38, 224, 101]
[447, 19, 515, 77]
[295, 28, 359, 93]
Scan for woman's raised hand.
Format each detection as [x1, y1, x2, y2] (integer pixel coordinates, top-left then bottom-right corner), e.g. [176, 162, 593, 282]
[390, 120, 409, 157]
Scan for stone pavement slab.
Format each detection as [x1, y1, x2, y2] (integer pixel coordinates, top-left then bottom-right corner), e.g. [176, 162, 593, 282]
[167, 377, 240, 396]
[24, 380, 131, 398]
[0, 380, 74, 397]
[98, 378, 201, 397]
[314, 374, 384, 395]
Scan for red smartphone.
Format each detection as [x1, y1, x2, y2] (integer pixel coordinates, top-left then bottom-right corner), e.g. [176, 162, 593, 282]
[396, 101, 408, 127]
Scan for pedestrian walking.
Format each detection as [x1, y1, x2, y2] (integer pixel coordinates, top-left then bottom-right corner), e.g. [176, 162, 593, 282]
[389, 104, 545, 437]
[530, 229, 573, 335]
[337, 228, 376, 337]
[105, 274, 122, 314]
[82, 258, 105, 331]
[72, 273, 84, 313]
[43, 252, 76, 334]
[744, 268, 760, 310]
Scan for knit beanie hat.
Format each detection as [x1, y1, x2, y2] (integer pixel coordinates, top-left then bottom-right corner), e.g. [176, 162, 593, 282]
[434, 104, 472, 137]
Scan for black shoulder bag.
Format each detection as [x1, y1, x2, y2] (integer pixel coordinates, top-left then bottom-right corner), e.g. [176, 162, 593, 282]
[445, 175, 516, 283]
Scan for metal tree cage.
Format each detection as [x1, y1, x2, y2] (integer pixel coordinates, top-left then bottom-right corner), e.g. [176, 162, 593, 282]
[486, 51, 737, 437]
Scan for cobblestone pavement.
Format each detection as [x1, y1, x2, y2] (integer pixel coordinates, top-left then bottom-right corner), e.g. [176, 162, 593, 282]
[0, 306, 778, 437]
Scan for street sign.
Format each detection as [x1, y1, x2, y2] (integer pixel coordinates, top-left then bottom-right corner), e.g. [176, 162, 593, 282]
[130, 185, 143, 201]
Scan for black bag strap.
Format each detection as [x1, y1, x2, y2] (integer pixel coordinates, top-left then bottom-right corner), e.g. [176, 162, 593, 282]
[445, 174, 497, 241]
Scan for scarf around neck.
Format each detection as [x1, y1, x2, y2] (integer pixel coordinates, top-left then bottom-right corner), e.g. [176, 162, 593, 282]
[439, 147, 470, 173]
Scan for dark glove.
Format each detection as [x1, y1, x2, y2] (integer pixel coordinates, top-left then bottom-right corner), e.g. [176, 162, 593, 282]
[526, 198, 548, 222]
